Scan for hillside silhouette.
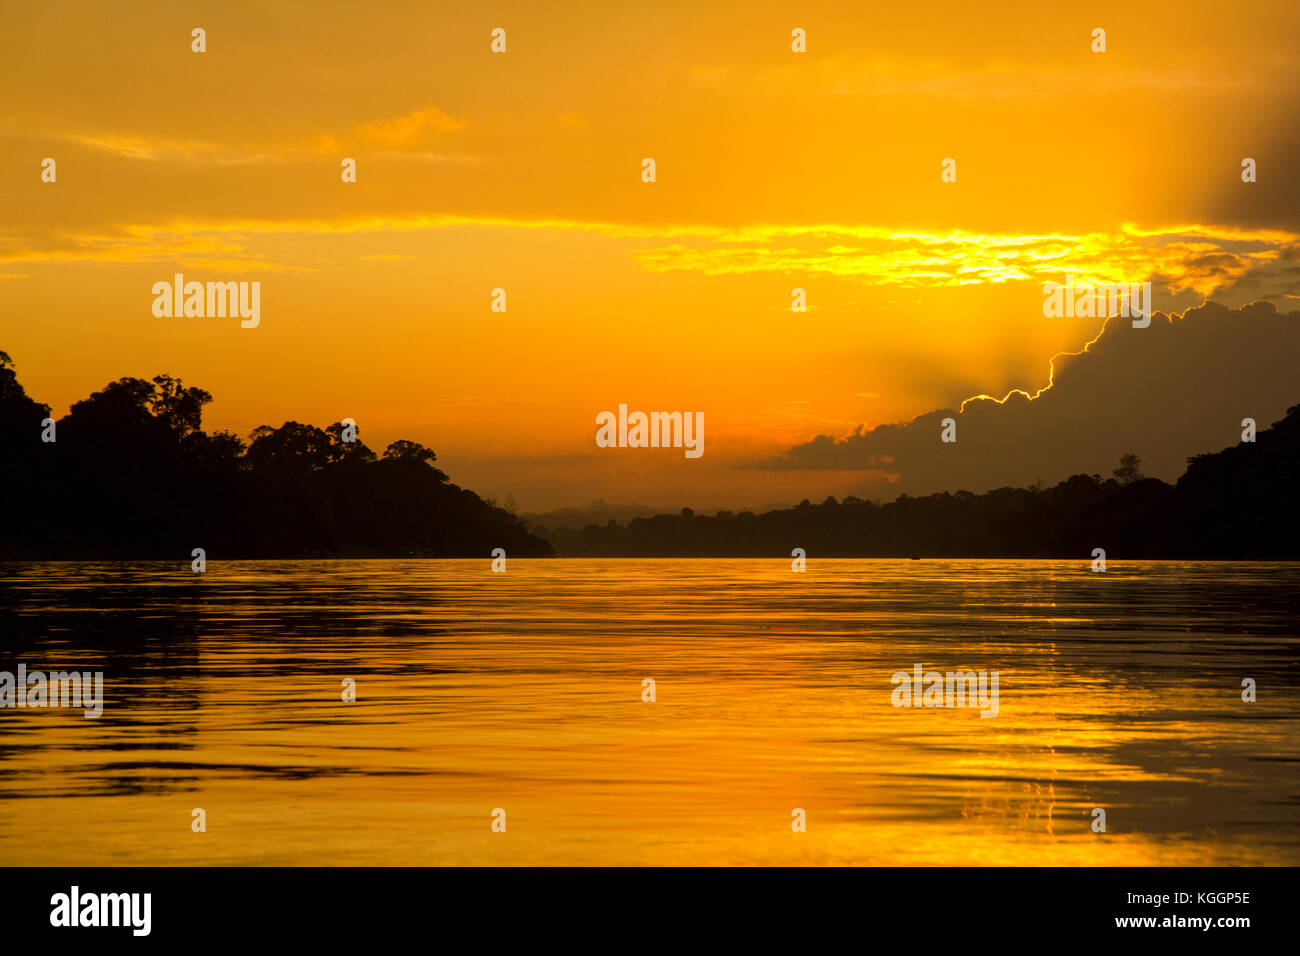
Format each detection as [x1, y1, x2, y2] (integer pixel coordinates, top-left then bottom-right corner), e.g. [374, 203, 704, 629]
[533, 405, 1300, 559]
[0, 353, 552, 559]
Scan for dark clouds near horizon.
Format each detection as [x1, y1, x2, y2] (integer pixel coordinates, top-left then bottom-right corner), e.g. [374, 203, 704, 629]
[747, 300, 1300, 498]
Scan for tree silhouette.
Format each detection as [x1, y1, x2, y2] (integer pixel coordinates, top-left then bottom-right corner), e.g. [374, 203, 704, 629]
[383, 439, 438, 465]
[247, 422, 335, 477]
[1112, 453, 1144, 485]
[148, 375, 211, 438]
[0, 358, 552, 558]
[325, 421, 377, 464]
[0, 350, 50, 433]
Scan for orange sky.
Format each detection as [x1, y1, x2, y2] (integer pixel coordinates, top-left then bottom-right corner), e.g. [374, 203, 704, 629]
[2, 1, 1298, 509]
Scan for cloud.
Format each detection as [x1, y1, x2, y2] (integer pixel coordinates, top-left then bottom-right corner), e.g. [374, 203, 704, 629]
[352, 106, 466, 146]
[633, 223, 1300, 300]
[23, 104, 468, 167]
[4, 213, 1295, 306]
[59, 133, 270, 165]
[746, 300, 1300, 497]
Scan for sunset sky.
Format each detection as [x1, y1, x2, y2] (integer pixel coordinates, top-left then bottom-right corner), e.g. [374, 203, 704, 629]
[2, 0, 1299, 509]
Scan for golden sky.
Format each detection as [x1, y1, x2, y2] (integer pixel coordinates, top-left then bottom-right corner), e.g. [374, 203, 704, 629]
[2, 1, 1298, 509]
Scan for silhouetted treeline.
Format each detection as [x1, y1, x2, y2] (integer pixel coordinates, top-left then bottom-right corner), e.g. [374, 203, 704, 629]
[0, 353, 551, 558]
[7, 349, 1299, 561]
[534, 404, 1300, 559]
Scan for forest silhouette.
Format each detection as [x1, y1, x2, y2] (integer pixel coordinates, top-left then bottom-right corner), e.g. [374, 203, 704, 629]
[0, 353, 551, 558]
[4, 352, 1298, 560]
[535, 411, 1300, 558]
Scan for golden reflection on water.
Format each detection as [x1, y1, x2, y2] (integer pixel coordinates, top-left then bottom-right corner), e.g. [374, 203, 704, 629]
[0, 559, 1297, 865]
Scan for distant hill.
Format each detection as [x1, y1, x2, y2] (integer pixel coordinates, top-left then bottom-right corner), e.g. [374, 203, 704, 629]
[543, 404, 1300, 559]
[525, 499, 799, 553]
[523, 499, 670, 533]
[0, 352, 552, 559]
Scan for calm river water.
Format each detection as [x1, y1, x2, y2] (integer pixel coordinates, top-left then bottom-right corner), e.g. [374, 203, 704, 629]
[1, 559, 1296, 865]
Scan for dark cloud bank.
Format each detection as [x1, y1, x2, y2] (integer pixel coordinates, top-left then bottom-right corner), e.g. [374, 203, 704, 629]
[749, 300, 1300, 498]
